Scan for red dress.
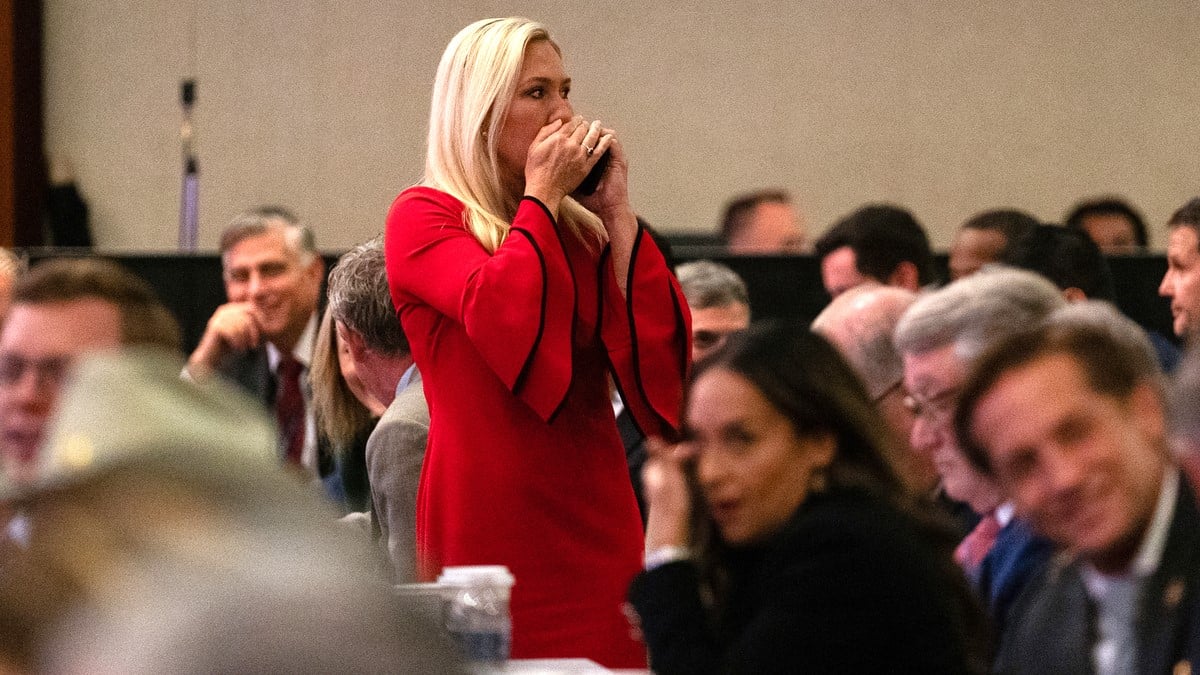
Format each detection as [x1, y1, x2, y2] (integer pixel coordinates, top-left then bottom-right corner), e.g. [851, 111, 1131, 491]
[384, 187, 689, 667]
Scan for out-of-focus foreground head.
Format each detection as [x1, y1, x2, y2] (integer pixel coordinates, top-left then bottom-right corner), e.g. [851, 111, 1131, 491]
[953, 302, 1165, 569]
[893, 267, 1065, 514]
[1169, 343, 1200, 485]
[0, 258, 180, 483]
[0, 349, 462, 673]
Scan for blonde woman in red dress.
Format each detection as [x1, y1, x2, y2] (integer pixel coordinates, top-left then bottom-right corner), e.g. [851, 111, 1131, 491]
[384, 17, 689, 668]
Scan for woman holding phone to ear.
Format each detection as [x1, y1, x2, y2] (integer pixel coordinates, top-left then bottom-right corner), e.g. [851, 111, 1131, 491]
[384, 17, 690, 667]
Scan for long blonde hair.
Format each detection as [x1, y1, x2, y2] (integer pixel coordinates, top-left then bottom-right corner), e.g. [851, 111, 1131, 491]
[424, 17, 604, 252]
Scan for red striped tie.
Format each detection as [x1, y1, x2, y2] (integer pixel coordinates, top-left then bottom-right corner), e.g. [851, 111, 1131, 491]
[275, 355, 305, 465]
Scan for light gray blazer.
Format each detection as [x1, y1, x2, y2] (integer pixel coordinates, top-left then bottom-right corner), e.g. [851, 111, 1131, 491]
[366, 368, 429, 583]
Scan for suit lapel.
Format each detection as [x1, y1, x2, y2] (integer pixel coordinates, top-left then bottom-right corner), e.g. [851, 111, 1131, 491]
[999, 554, 1093, 675]
[1138, 475, 1200, 675]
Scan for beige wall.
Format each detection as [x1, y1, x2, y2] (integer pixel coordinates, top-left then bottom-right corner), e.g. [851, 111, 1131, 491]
[43, 1, 1200, 251]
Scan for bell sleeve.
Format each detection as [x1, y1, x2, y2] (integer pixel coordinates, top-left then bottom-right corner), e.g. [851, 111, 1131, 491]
[385, 188, 575, 421]
[600, 223, 691, 441]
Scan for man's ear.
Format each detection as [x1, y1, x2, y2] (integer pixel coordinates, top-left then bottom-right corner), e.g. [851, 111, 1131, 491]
[1129, 380, 1167, 450]
[886, 261, 921, 292]
[336, 321, 367, 362]
[305, 254, 326, 284]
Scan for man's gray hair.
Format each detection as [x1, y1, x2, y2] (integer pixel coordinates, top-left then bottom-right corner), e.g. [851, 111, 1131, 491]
[894, 266, 1066, 363]
[675, 259, 750, 311]
[219, 206, 316, 264]
[326, 237, 407, 356]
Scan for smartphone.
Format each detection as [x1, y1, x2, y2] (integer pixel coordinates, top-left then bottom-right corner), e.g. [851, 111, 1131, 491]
[572, 151, 610, 197]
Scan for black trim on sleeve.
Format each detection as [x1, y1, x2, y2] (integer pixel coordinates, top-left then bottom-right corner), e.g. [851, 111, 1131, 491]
[545, 221, 580, 426]
[510, 227, 548, 398]
[521, 195, 558, 227]
[624, 224, 675, 437]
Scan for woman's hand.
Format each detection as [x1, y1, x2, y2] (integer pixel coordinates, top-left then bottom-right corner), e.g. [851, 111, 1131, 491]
[523, 116, 614, 216]
[642, 437, 696, 552]
[573, 123, 629, 223]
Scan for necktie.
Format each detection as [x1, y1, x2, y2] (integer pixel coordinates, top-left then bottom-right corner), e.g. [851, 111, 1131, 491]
[276, 355, 305, 465]
[955, 512, 1002, 572]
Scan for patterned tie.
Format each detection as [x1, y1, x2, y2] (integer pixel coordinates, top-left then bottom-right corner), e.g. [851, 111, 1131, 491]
[275, 355, 305, 465]
[955, 512, 1002, 573]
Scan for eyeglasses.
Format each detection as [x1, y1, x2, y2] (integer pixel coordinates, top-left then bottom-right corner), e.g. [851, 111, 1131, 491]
[693, 329, 741, 354]
[0, 355, 71, 392]
[902, 386, 960, 422]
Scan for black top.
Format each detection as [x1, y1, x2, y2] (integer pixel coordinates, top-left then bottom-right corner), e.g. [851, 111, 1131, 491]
[629, 487, 989, 674]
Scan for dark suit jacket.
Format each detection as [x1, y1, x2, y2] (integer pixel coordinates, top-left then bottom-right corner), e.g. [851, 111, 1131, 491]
[980, 516, 1055, 638]
[216, 346, 274, 404]
[214, 347, 333, 477]
[628, 488, 989, 674]
[994, 473, 1200, 675]
[616, 407, 648, 524]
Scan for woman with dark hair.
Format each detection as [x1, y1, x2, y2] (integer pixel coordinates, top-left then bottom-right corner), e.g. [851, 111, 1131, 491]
[629, 321, 989, 674]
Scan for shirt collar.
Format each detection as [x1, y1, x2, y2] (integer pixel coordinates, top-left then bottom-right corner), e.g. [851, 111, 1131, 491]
[397, 363, 419, 396]
[1081, 466, 1179, 594]
[1130, 466, 1179, 578]
[995, 501, 1016, 528]
[266, 312, 319, 372]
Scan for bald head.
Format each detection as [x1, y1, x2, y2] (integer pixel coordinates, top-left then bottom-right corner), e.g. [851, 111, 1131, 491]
[813, 283, 917, 399]
[813, 283, 929, 490]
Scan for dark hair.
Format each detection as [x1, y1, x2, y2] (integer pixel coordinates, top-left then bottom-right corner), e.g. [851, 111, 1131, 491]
[1168, 198, 1200, 234]
[814, 204, 936, 286]
[689, 320, 958, 619]
[1004, 224, 1116, 302]
[720, 189, 790, 242]
[693, 321, 910, 507]
[954, 304, 1161, 475]
[13, 258, 182, 352]
[1065, 197, 1148, 249]
[960, 209, 1040, 254]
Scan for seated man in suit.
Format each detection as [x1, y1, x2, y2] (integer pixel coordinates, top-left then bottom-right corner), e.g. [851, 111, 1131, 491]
[0, 258, 180, 484]
[894, 267, 1061, 632]
[325, 237, 422, 582]
[185, 207, 325, 474]
[956, 302, 1200, 675]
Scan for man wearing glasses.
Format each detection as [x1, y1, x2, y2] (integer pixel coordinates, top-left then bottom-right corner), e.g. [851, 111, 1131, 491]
[894, 266, 1063, 638]
[0, 258, 180, 484]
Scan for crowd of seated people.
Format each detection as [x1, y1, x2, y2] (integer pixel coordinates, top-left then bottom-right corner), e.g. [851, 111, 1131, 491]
[0, 186, 1198, 670]
[4, 13, 1200, 671]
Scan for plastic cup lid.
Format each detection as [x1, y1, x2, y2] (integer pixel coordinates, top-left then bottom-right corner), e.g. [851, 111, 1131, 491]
[437, 565, 516, 588]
